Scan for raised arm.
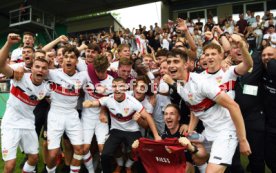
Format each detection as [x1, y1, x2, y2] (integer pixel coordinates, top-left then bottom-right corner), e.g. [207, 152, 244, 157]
[42, 35, 68, 51]
[231, 34, 253, 75]
[0, 33, 21, 77]
[176, 18, 197, 52]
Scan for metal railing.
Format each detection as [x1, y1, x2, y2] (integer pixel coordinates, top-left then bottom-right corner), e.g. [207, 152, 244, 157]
[9, 5, 55, 30]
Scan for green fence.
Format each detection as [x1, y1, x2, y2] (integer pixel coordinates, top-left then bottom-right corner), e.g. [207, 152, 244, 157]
[0, 93, 9, 118]
[0, 80, 10, 118]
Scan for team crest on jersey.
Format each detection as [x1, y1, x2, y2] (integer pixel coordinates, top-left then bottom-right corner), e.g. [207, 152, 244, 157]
[2, 149, 8, 158]
[37, 91, 46, 100]
[216, 76, 222, 84]
[124, 108, 129, 114]
[188, 93, 193, 101]
[74, 80, 82, 89]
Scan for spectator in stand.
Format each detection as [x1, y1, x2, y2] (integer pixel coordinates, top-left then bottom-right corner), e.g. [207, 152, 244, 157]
[262, 25, 276, 48]
[236, 13, 248, 34]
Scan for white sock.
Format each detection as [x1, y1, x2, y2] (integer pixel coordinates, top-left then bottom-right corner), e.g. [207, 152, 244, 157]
[116, 157, 124, 167]
[197, 163, 207, 173]
[125, 158, 134, 168]
[70, 165, 81, 173]
[22, 161, 36, 172]
[83, 152, 94, 173]
[46, 166, 56, 173]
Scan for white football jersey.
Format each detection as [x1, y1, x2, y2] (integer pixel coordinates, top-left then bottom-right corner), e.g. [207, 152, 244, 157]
[48, 69, 89, 109]
[82, 74, 114, 119]
[1, 73, 49, 129]
[99, 93, 144, 132]
[11, 47, 23, 62]
[76, 57, 87, 72]
[177, 72, 235, 141]
[201, 66, 239, 99]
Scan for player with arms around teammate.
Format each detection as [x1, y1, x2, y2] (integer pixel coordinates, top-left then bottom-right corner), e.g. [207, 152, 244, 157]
[0, 33, 49, 173]
[163, 49, 251, 173]
[83, 77, 161, 173]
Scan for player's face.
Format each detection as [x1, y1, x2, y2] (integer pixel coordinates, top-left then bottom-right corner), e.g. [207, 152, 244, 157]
[31, 60, 49, 85]
[85, 49, 98, 64]
[119, 47, 130, 58]
[159, 61, 168, 76]
[63, 51, 78, 73]
[230, 43, 243, 63]
[95, 71, 107, 80]
[56, 48, 64, 66]
[167, 55, 187, 80]
[199, 54, 208, 70]
[204, 48, 222, 71]
[262, 47, 276, 64]
[23, 34, 34, 47]
[118, 65, 132, 80]
[164, 106, 180, 130]
[22, 48, 34, 67]
[143, 56, 153, 67]
[134, 80, 147, 100]
[112, 81, 127, 100]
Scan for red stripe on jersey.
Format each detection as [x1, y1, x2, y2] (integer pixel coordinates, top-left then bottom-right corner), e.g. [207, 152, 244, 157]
[86, 88, 105, 99]
[17, 59, 24, 63]
[50, 83, 80, 96]
[84, 155, 92, 163]
[219, 80, 236, 92]
[71, 169, 80, 173]
[110, 111, 135, 122]
[188, 98, 216, 112]
[10, 85, 39, 106]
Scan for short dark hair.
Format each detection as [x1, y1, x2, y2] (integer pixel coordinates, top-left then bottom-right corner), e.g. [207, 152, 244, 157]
[23, 46, 35, 52]
[93, 55, 109, 72]
[113, 77, 126, 83]
[165, 104, 181, 116]
[87, 43, 101, 53]
[203, 43, 222, 54]
[23, 32, 35, 38]
[168, 49, 188, 62]
[156, 49, 169, 58]
[63, 45, 80, 58]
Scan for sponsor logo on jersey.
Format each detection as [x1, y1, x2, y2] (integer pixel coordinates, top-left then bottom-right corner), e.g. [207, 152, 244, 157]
[75, 80, 82, 89]
[155, 157, 170, 164]
[38, 91, 46, 100]
[216, 76, 223, 84]
[124, 108, 129, 114]
[188, 93, 193, 101]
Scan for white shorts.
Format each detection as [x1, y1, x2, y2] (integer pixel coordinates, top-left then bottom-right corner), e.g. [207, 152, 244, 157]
[1, 128, 38, 161]
[82, 118, 109, 145]
[47, 108, 83, 150]
[204, 130, 238, 165]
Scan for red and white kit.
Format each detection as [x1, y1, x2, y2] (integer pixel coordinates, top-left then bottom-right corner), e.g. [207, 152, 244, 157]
[82, 74, 113, 145]
[178, 72, 238, 165]
[47, 69, 89, 149]
[1, 73, 49, 161]
[98, 93, 144, 132]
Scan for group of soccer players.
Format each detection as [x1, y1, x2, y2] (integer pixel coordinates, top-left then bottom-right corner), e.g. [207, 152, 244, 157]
[0, 17, 276, 173]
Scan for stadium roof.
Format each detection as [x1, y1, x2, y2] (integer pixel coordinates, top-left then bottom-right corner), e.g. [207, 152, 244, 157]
[0, 0, 177, 32]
